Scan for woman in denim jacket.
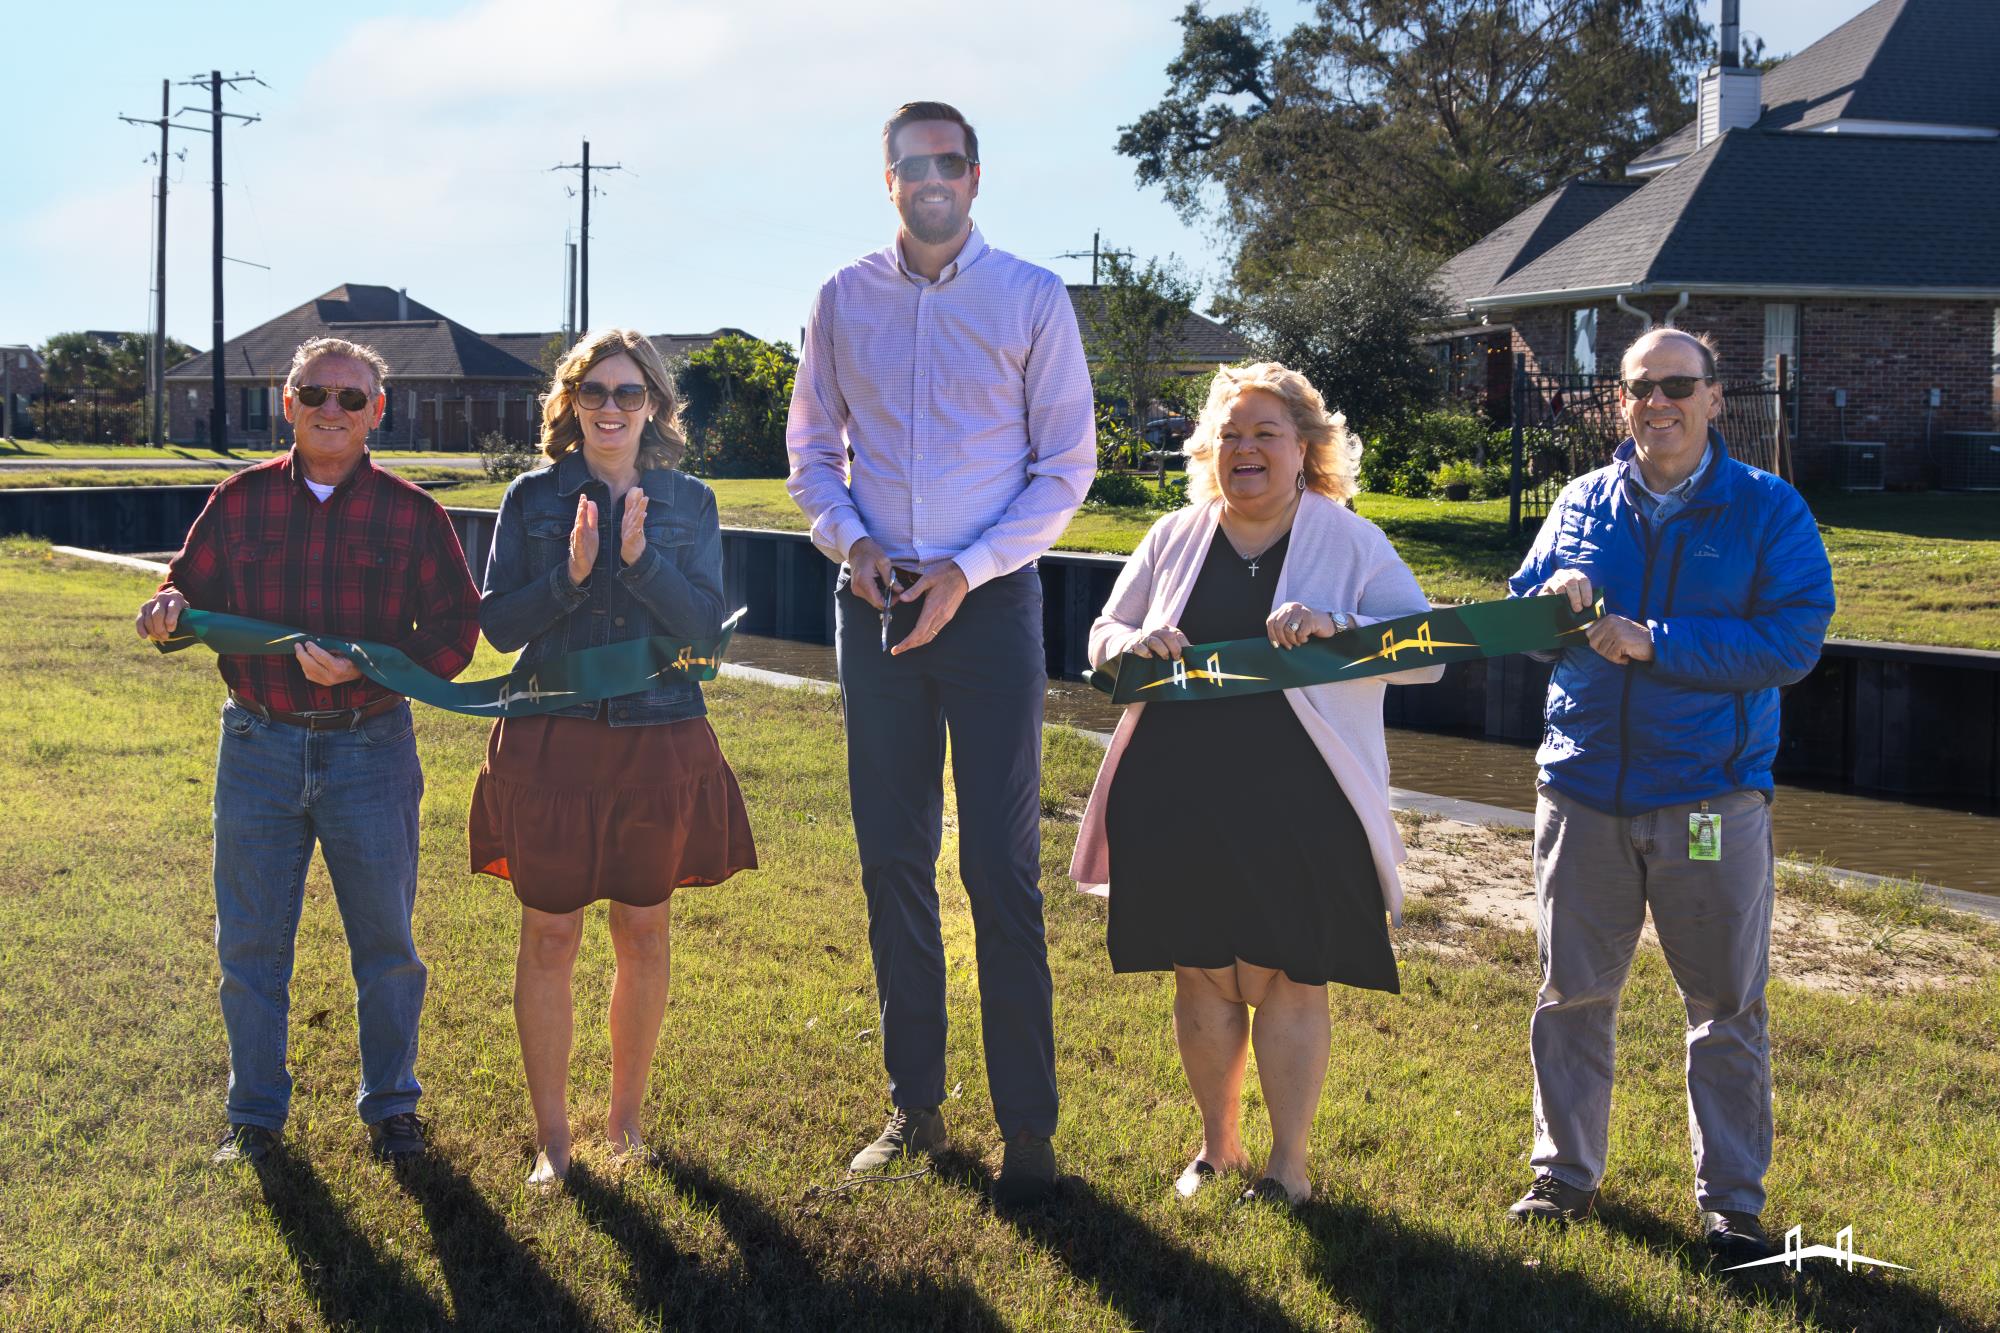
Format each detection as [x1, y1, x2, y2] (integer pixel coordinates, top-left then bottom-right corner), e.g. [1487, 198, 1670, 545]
[469, 327, 755, 1188]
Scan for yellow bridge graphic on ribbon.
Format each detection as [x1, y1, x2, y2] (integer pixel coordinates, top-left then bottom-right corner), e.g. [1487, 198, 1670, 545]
[1137, 651, 1267, 691]
[1340, 620, 1478, 670]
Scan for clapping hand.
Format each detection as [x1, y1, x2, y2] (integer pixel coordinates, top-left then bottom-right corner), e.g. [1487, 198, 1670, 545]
[620, 492, 649, 567]
[568, 495, 599, 585]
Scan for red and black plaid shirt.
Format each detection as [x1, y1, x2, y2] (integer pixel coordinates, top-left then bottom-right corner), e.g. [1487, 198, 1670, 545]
[163, 450, 480, 714]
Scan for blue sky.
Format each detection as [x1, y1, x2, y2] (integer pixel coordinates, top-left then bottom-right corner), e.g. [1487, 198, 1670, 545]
[6, 0, 1872, 351]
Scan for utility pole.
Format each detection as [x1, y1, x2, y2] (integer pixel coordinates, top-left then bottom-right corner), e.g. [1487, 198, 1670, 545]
[565, 238, 578, 346]
[119, 80, 192, 447]
[551, 140, 624, 338]
[1056, 230, 1132, 285]
[177, 70, 263, 451]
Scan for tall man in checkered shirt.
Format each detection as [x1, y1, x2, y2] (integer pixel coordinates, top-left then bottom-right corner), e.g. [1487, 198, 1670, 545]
[786, 100, 1096, 1203]
[135, 337, 480, 1167]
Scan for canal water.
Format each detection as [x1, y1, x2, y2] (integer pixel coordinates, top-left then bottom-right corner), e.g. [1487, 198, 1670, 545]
[725, 633, 2000, 897]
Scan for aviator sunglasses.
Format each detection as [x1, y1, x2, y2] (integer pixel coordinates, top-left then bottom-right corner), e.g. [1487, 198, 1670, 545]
[891, 151, 977, 181]
[573, 382, 650, 411]
[295, 384, 372, 411]
[1622, 375, 1714, 400]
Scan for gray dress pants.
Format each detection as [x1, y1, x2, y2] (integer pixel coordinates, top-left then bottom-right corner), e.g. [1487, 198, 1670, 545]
[1529, 783, 1775, 1214]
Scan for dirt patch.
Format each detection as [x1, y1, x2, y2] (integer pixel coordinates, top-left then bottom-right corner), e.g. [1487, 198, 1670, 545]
[1393, 812, 2000, 995]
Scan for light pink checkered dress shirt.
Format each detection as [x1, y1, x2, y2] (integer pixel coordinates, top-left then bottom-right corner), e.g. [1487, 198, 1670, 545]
[784, 225, 1097, 589]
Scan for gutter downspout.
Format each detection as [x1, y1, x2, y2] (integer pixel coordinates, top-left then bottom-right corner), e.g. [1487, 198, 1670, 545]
[1662, 291, 1689, 327]
[1615, 294, 1652, 330]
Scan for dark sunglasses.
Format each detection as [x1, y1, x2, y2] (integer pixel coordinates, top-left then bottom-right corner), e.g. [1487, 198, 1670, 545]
[891, 151, 977, 182]
[1623, 375, 1713, 400]
[573, 382, 649, 411]
[295, 384, 372, 412]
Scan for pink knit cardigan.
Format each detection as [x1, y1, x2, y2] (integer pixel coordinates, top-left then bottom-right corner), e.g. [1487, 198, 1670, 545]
[1067, 493, 1443, 923]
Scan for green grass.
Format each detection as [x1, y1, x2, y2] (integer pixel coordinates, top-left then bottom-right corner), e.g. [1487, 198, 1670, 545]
[0, 465, 474, 491]
[0, 440, 459, 461]
[3, 537, 1997, 1329]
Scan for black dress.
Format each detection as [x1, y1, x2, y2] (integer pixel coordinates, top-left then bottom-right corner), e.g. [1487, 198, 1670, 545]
[1105, 528, 1398, 992]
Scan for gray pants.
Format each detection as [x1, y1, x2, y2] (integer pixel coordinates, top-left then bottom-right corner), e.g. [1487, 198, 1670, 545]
[1529, 784, 1774, 1214]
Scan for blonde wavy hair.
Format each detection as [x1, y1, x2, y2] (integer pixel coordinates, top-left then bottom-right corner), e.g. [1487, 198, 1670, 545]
[1183, 361, 1362, 507]
[541, 327, 687, 470]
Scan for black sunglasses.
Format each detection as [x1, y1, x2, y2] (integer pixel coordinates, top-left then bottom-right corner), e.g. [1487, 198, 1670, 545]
[295, 384, 372, 412]
[574, 382, 649, 411]
[891, 151, 977, 182]
[1623, 375, 1714, 400]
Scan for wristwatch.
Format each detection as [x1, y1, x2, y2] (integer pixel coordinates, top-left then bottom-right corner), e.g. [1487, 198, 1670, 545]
[1328, 611, 1352, 634]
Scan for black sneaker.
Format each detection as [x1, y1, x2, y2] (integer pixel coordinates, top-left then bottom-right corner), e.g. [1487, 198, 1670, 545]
[1703, 1210, 1775, 1267]
[212, 1123, 279, 1166]
[992, 1132, 1057, 1206]
[367, 1112, 428, 1163]
[849, 1106, 946, 1173]
[1507, 1173, 1598, 1224]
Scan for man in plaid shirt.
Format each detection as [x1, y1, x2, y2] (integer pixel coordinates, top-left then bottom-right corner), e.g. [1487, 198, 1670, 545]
[135, 336, 479, 1167]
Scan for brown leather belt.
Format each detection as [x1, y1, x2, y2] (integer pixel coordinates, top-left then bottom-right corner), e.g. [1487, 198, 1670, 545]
[229, 691, 403, 731]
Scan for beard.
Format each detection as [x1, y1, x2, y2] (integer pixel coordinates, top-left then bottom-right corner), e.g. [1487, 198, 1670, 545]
[899, 195, 966, 246]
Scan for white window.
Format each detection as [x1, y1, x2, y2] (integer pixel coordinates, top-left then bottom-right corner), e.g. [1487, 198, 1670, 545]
[1570, 308, 1598, 377]
[1764, 304, 1800, 438]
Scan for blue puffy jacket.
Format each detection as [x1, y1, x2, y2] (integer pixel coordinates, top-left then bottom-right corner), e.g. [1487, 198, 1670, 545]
[1508, 431, 1834, 815]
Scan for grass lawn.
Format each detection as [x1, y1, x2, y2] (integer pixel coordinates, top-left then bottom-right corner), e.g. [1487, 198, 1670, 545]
[4, 539, 1997, 1330]
[0, 440, 459, 461]
[0, 465, 474, 491]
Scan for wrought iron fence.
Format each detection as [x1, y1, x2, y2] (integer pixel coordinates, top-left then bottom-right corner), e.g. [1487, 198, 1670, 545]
[1506, 368, 1792, 538]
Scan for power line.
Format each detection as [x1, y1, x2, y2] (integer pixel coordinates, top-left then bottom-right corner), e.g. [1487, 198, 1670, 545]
[118, 80, 193, 447]
[1055, 230, 1133, 286]
[175, 69, 264, 451]
[550, 140, 625, 339]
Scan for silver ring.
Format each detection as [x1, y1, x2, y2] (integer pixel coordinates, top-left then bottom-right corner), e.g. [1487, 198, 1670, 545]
[1286, 619, 1302, 633]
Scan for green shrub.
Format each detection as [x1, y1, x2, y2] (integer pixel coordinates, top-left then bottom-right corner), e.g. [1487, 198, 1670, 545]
[1475, 463, 1513, 500]
[1430, 460, 1481, 497]
[1085, 471, 1154, 508]
[476, 430, 539, 484]
[1157, 475, 1190, 508]
[1095, 403, 1144, 473]
[1360, 410, 1492, 497]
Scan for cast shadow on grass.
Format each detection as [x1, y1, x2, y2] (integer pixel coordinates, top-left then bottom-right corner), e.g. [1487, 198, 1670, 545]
[1593, 1199, 1969, 1332]
[568, 1152, 1006, 1331]
[394, 1154, 610, 1332]
[253, 1147, 452, 1332]
[930, 1149, 1301, 1332]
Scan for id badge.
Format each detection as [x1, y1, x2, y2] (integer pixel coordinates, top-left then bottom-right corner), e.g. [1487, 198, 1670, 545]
[1688, 808, 1721, 861]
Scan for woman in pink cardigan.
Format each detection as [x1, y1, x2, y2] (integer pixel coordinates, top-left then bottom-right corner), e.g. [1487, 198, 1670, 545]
[1071, 362, 1442, 1207]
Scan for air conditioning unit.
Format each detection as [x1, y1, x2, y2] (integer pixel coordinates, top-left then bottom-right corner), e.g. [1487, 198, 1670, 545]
[1937, 431, 2000, 491]
[1831, 441, 1885, 491]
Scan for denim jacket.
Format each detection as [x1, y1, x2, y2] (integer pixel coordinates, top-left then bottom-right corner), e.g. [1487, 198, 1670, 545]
[479, 449, 726, 725]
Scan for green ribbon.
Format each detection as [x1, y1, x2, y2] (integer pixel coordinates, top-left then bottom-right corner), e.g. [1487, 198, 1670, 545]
[155, 607, 745, 717]
[1086, 594, 1602, 704]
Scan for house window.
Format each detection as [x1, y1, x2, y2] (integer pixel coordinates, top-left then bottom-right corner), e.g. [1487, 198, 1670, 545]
[1763, 304, 1800, 438]
[1569, 308, 1598, 377]
[242, 387, 270, 429]
[380, 385, 395, 434]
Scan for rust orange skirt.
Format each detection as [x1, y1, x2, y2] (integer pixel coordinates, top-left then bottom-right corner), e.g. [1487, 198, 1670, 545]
[468, 712, 756, 913]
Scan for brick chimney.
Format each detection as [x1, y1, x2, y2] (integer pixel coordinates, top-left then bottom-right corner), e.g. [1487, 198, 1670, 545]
[1698, 0, 1761, 148]
[397, 287, 409, 321]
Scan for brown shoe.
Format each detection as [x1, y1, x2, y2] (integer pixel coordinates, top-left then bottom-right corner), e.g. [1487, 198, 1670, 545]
[1507, 1173, 1597, 1224]
[849, 1106, 946, 1173]
[993, 1132, 1057, 1205]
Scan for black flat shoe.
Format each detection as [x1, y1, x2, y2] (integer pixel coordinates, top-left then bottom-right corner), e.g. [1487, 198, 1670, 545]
[1236, 1177, 1308, 1209]
[1175, 1158, 1218, 1200]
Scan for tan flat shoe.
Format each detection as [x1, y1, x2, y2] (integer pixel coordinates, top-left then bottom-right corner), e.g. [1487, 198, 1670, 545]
[527, 1148, 568, 1192]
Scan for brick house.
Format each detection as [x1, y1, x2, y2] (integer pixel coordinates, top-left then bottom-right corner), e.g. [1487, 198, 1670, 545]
[2, 345, 44, 432]
[164, 283, 741, 450]
[1434, 0, 2000, 488]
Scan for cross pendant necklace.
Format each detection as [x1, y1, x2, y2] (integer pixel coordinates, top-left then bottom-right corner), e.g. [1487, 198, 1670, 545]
[1246, 557, 1260, 578]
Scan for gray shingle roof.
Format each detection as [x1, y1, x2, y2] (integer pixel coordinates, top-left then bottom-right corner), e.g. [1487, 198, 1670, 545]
[1630, 0, 2000, 171]
[1435, 179, 1643, 318]
[478, 329, 759, 379]
[1477, 130, 2000, 303]
[168, 284, 542, 383]
[1066, 286, 1251, 365]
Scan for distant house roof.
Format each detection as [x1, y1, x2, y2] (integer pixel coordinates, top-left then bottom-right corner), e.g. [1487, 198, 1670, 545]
[1066, 286, 1251, 366]
[1472, 131, 2000, 307]
[168, 284, 542, 383]
[1435, 179, 1642, 321]
[1437, 0, 2000, 313]
[1629, 0, 2000, 173]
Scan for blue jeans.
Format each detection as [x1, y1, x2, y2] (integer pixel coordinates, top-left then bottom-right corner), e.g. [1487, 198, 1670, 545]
[212, 697, 428, 1130]
[835, 567, 1058, 1139]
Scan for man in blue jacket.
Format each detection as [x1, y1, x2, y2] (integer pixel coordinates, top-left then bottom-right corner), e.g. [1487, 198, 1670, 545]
[1502, 328, 1833, 1269]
